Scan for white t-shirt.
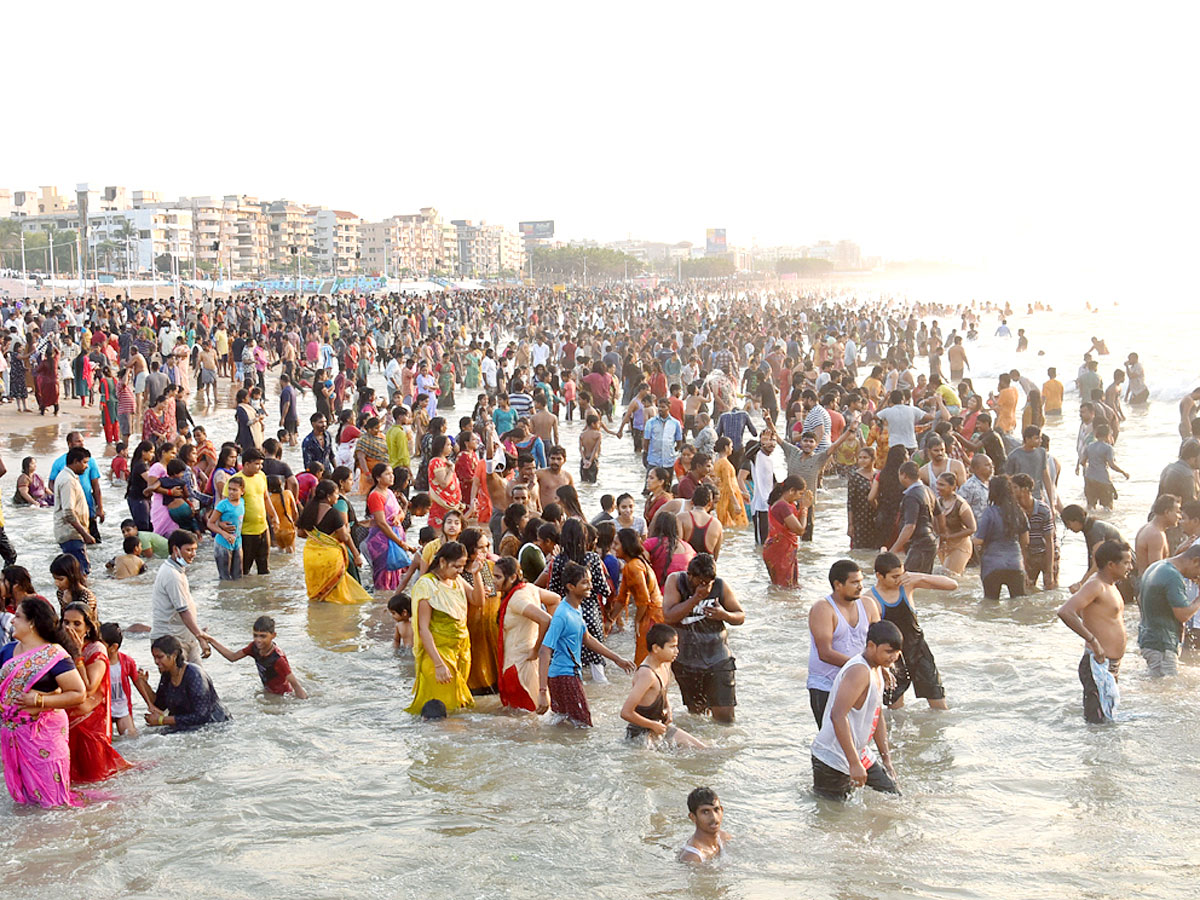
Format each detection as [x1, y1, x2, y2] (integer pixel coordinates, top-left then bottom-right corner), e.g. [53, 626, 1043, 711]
[150, 558, 196, 641]
[876, 404, 924, 450]
[110, 661, 130, 718]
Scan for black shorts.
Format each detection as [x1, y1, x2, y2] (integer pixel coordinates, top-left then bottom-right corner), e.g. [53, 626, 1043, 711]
[809, 688, 830, 726]
[672, 659, 736, 711]
[812, 755, 899, 800]
[887, 631, 945, 702]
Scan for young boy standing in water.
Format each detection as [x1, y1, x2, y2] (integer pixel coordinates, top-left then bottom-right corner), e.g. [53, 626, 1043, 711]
[620, 623, 706, 748]
[870, 553, 954, 710]
[678, 786, 731, 864]
[537, 561, 634, 725]
[206, 616, 308, 698]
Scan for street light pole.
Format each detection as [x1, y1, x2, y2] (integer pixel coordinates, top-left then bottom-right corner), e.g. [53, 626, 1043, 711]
[20, 230, 27, 299]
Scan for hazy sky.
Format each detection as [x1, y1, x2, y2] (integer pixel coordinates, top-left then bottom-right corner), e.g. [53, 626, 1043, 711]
[5, 3, 1198, 274]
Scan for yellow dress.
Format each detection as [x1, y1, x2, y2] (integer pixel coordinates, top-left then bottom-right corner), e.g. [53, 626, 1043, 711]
[303, 530, 372, 604]
[406, 573, 474, 714]
[466, 559, 501, 693]
[714, 457, 749, 528]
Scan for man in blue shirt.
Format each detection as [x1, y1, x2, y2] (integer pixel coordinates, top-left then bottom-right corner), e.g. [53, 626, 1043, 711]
[48, 431, 105, 541]
[537, 561, 633, 725]
[642, 396, 684, 470]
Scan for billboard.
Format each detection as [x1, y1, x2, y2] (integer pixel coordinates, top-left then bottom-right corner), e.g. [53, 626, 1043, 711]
[519, 220, 555, 239]
[706, 228, 727, 254]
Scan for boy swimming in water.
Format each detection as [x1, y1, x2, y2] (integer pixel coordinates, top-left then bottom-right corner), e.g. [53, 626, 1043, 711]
[678, 786, 730, 864]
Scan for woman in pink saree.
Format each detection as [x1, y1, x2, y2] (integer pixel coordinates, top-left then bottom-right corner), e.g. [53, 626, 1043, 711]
[0, 598, 87, 808]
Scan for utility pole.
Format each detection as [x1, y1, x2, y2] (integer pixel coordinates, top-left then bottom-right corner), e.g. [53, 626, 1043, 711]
[20, 230, 27, 298]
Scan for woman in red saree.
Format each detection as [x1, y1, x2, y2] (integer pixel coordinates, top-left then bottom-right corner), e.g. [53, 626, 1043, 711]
[34, 349, 60, 415]
[1, 598, 87, 807]
[426, 434, 462, 529]
[62, 602, 131, 783]
[761, 476, 813, 588]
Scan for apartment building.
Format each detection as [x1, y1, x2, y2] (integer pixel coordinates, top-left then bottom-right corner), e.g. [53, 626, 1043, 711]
[87, 208, 194, 274]
[175, 195, 270, 276]
[359, 207, 459, 277]
[266, 200, 315, 273]
[313, 209, 362, 276]
[453, 220, 524, 277]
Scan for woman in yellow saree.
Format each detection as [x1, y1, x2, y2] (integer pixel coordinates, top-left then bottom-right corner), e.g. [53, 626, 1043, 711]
[405, 541, 486, 715]
[298, 480, 372, 604]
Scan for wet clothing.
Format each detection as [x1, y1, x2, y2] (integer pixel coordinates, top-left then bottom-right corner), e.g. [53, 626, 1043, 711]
[872, 586, 944, 702]
[625, 666, 667, 740]
[671, 574, 737, 710]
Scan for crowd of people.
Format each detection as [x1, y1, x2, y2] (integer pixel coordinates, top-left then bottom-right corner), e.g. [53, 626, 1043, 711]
[1, 283, 1196, 856]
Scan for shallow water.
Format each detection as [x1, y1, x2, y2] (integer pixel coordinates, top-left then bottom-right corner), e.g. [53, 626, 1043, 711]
[1, 293, 1198, 899]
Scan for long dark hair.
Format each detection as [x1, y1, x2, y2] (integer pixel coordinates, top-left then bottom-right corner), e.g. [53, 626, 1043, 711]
[769, 474, 807, 506]
[648, 509, 681, 562]
[502, 503, 527, 539]
[297, 479, 339, 532]
[877, 445, 909, 510]
[558, 517, 588, 564]
[987, 474, 1028, 538]
[151, 634, 186, 668]
[18, 597, 80, 659]
[556, 484, 584, 519]
[62, 600, 100, 644]
[617, 527, 651, 568]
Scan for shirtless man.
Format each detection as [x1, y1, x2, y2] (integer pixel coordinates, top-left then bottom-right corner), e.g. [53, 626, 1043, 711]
[195, 340, 218, 406]
[535, 446, 573, 508]
[1180, 387, 1200, 440]
[1056, 539, 1132, 723]
[677, 485, 724, 558]
[130, 347, 149, 420]
[484, 457, 511, 544]
[947, 336, 969, 382]
[530, 395, 559, 447]
[918, 435, 967, 488]
[1135, 494, 1180, 575]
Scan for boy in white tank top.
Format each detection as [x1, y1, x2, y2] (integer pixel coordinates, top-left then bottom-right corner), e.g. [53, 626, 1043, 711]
[811, 620, 904, 801]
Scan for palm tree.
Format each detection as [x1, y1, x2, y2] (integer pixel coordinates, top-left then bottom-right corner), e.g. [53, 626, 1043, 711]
[114, 219, 137, 278]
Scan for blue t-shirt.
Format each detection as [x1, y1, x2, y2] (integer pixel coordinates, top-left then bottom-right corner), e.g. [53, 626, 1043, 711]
[543, 600, 587, 678]
[212, 498, 244, 551]
[49, 454, 102, 511]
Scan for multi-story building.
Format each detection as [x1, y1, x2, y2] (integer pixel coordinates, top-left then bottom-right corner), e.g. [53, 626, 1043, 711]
[454, 220, 524, 277]
[313, 209, 362, 276]
[265, 200, 315, 273]
[1, 189, 40, 218]
[172, 195, 269, 277]
[87, 208, 194, 275]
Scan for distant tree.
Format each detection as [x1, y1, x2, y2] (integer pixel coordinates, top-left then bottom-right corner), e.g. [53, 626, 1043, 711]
[776, 257, 834, 276]
[681, 256, 735, 278]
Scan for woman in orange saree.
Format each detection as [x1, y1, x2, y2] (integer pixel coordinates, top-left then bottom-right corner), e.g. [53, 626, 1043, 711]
[612, 528, 664, 664]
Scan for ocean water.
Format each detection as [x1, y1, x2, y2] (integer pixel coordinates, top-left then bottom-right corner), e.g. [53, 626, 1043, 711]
[0, 282, 1197, 899]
